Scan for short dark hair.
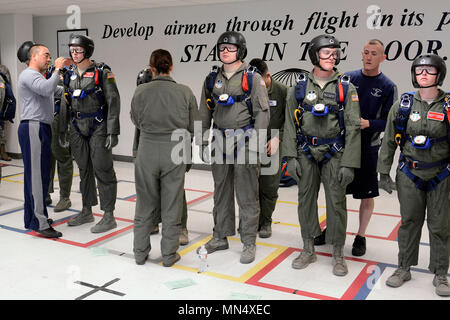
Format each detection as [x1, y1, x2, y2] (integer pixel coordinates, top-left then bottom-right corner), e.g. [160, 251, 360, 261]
[249, 58, 268, 75]
[29, 44, 46, 60]
[149, 49, 173, 74]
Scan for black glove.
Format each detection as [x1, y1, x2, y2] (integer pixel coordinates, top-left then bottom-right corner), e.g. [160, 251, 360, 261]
[379, 173, 396, 194]
[105, 134, 118, 150]
[58, 132, 69, 148]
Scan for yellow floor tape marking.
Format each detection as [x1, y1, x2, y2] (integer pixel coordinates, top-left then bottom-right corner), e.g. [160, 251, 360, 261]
[169, 236, 289, 283]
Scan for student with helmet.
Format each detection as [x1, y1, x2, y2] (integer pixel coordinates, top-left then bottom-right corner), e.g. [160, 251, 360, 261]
[197, 31, 270, 264]
[315, 39, 398, 257]
[281, 34, 361, 276]
[378, 54, 450, 296]
[131, 49, 199, 267]
[59, 34, 121, 233]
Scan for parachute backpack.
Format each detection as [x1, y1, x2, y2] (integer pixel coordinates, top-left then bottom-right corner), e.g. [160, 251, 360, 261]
[0, 72, 16, 123]
[279, 157, 297, 187]
[204, 65, 258, 125]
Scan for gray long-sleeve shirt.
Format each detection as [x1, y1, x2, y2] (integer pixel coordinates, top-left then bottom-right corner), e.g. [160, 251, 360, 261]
[18, 67, 62, 125]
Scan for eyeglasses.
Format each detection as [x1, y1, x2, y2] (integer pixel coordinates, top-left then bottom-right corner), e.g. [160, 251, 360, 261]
[318, 48, 340, 60]
[415, 66, 438, 75]
[69, 47, 85, 54]
[218, 44, 238, 53]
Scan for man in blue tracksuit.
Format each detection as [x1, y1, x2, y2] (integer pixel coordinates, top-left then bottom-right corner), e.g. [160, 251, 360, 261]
[17, 41, 66, 238]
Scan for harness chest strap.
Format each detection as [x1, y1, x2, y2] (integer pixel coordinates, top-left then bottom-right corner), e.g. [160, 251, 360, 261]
[204, 66, 256, 124]
[64, 63, 109, 138]
[394, 91, 450, 191]
[293, 73, 349, 165]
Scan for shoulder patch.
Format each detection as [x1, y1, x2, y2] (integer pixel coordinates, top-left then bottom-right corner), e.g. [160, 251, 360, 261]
[0, 82, 4, 89]
[106, 72, 116, 83]
[351, 94, 359, 102]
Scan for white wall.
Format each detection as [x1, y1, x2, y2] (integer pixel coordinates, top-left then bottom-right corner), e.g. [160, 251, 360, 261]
[32, 0, 450, 158]
[0, 14, 33, 154]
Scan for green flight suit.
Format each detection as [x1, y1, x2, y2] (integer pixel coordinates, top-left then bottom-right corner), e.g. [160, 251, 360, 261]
[198, 63, 270, 246]
[59, 61, 120, 212]
[258, 79, 287, 228]
[282, 70, 361, 245]
[131, 75, 198, 264]
[132, 127, 189, 229]
[197, 63, 270, 245]
[377, 90, 450, 275]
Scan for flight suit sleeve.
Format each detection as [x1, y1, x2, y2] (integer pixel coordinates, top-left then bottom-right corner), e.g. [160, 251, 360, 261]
[281, 86, 299, 159]
[130, 88, 139, 129]
[102, 68, 121, 135]
[58, 83, 70, 134]
[340, 84, 361, 168]
[377, 102, 400, 174]
[187, 88, 200, 136]
[278, 85, 288, 142]
[130, 88, 140, 158]
[196, 81, 213, 146]
[250, 73, 270, 131]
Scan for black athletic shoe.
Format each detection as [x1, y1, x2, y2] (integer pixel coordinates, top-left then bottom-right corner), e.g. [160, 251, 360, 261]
[314, 228, 326, 246]
[37, 227, 62, 238]
[135, 255, 148, 265]
[352, 235, 366, 256]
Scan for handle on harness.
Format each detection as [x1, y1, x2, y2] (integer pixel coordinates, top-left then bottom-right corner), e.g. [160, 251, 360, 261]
[206, 98, 214, 111]
[242, 71, 249, 92]
[395, 133, 402, 147]
[294, 108, 303, 127]
[338, 81, 345, 103]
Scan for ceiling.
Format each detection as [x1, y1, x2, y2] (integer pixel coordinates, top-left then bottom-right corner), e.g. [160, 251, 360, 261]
[0, 0, 251, 16]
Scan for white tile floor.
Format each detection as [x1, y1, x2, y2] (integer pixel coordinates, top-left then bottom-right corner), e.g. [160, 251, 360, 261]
[0, 158, 448, 301]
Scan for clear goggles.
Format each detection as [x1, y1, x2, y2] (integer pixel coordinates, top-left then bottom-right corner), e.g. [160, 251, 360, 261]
[318, 48, 340, 60]
[218, 44, 238, 53]
[69, 47, 85, 54]
[414, 66, 438, 75]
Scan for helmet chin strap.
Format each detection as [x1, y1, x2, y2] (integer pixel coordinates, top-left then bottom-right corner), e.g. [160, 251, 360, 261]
[417, 83, 438, 89]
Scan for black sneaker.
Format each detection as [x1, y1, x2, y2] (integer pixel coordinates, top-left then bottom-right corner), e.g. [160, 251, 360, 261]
[352, 235, 366, 256]
[135, 254, 148, 265]
[314, 228, 326, 246]
[45, 194, 52, 206]
[37, 227, 62, 238]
